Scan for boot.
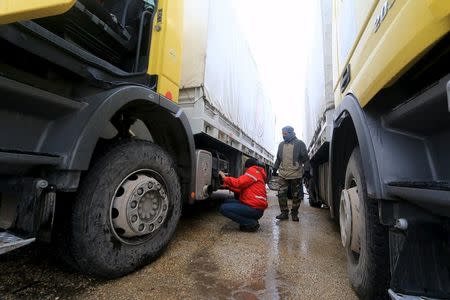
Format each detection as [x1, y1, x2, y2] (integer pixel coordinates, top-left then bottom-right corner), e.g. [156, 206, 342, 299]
[291, 209, 299, 222]
[276, 211, 289, 220]
[240, 222, 260, 232]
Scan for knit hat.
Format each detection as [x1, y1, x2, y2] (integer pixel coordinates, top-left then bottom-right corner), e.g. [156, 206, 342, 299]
[244, 158, 258, 168]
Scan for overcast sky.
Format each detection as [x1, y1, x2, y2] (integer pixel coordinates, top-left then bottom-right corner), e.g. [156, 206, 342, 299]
[232, 0, 316, 142]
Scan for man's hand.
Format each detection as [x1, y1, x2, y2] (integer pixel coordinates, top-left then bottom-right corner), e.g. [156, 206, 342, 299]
[303, 171, 311, 186]
[218, 171, 226, 180]
[272, 169, 278, 176]
[303, 170, 311, 180]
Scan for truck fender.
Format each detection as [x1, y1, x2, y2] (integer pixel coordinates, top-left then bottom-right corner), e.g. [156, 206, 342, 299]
[42, 85, 196, 197]
[329, 94, 383, 216]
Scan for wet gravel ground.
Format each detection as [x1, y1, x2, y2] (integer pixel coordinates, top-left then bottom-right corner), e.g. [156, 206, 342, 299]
[0, 191, 357, 299]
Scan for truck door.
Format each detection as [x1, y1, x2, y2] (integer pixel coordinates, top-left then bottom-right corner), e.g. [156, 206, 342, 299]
[332, 0, 377, 105]
[148, 0, 183, 102]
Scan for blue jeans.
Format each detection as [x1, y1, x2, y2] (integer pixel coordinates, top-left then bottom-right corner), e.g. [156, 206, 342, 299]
[219, 199, 264, 227]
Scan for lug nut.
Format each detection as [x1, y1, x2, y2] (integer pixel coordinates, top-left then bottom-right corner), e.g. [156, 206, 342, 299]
[395, 218, 408, 230]
[131, 201, 137, 208]
[131, 215, 138, 222]
[137, 188, 144, 195]
[148, 182, 153, 189]
[138, 224, 145, 231]
[36, 179, 48, 189]
[158, 216, 163, 223]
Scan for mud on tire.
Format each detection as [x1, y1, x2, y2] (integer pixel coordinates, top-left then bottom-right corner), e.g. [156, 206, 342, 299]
[65, 139, 181, 278]
[344, 147, 389, 299]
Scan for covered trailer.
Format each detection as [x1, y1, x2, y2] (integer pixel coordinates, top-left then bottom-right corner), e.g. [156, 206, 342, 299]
[179, 0, 275, 199]
[304, 0, 334, 208]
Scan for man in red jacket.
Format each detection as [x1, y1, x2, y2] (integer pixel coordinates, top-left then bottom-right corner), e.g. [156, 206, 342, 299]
[218, 158, 268, 232]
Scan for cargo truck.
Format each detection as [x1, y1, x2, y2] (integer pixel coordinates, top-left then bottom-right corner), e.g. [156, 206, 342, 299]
[0, 0, 274, 278]
[305, 0, 450, 298]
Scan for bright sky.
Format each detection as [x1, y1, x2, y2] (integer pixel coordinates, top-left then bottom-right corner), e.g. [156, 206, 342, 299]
[232, 0, 316, 143]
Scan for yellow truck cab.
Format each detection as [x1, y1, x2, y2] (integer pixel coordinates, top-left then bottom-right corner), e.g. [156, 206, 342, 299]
[306, 0, 450, 298]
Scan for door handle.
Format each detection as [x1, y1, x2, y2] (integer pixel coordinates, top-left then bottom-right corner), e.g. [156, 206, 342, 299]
[340, 64, 351, 93]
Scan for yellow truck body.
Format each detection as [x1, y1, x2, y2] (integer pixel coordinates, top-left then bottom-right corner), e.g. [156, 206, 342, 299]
[334, 0, 450, 106]
[0, 0, 76, 24]
[149, 0, 183, 102]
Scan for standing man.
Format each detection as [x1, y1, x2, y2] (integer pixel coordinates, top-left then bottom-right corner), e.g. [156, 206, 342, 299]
[272, 126, 310, 221]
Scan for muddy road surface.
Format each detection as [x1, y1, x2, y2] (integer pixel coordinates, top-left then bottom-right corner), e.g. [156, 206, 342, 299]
[0, 191, 357, 299]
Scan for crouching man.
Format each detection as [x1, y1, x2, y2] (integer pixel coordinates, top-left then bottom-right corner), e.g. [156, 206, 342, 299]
[218, 158, 268, 232]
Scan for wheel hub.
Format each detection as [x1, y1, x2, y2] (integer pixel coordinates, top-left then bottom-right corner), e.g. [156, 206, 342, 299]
[340, 189, 352, 248]
[340, 186, 361, 253]
[111, 172, 169, 239]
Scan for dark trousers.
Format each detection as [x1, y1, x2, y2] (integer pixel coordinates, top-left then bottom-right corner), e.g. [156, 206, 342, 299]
[219, 199, 263, 227]
[277, 177, 303, 213]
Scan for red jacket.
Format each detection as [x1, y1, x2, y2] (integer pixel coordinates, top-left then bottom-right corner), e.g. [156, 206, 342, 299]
[223, 166, 268, 210]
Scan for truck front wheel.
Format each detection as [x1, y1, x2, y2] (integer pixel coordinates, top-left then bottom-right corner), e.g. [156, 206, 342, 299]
[66, 139, 182, 278]
[341, 147, 389, 299]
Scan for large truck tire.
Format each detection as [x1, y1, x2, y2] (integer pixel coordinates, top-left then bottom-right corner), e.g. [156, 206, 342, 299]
[309, 197, 322, 208]
[307, 177, 322, 208]
[343, 147, 389, 299]
[65, 139, 182, 278]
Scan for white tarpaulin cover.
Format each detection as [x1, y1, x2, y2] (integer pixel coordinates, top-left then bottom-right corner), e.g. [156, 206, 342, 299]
[304, 0, 333, 146]
[181, 0, 276, 154]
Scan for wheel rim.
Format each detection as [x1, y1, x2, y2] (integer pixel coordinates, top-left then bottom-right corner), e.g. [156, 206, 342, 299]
[339, 189, 352, 248]
[109, 169, 169, 245]
[345, 178, 361, 262]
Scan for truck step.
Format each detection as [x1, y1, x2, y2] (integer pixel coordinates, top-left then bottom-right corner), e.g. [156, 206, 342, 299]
[388, 181, 450, 191]
[383, 74, 450, 135]
[0, 231, 35, 255]
[386, 182, 450, 217]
